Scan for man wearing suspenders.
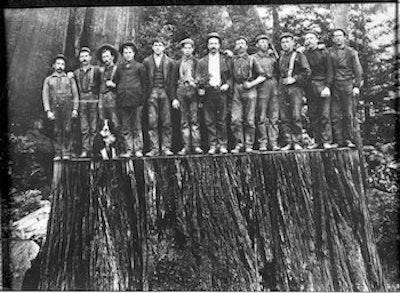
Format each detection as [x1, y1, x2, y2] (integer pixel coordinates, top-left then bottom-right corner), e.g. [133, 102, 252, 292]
[42, 54, 79, 160]
[72, 47, 102, 158]
[278, 33, 311, 150]
[96, 44, 119, 130]
[230, 36, 266, 153]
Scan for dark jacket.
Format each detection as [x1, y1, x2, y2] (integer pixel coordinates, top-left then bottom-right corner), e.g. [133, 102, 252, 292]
[143, 54, 176, 100]
[73, 65, 102, 95]
[278, 50, 311, 86]
[113, 60, 147, 107]
[305, 47, 333, 88]
[329, 45, 363, 87]
[196, 53, 232, 90]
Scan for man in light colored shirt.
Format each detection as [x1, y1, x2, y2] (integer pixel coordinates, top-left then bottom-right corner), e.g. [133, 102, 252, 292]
[196, 32, 232, 155]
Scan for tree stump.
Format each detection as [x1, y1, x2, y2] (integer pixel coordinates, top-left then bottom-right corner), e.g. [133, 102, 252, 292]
[38, 149, 385, 291]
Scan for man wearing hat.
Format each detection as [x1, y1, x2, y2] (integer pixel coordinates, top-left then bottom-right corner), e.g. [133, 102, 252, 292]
[97, 44, 119, 131]
[196, 32, 232, 155]
[42, 54, 79, 160]
[71, 46, 102, 158]
[303, 30, 334, 149]
[329, 28, 363, 148]
[278, 32, 311, 150]
[113, 42, 147, 158]
[172, 38, 203, 155]
[230, 36, 266, 154]
[143, 38, 176, 156]
[252, 34, 280, 151]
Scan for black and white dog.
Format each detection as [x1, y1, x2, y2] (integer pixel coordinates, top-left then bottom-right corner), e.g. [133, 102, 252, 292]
[93, 119, 118, 160]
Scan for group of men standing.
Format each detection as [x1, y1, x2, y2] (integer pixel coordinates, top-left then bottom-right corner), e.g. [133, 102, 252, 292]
[42, 28, 363, 160]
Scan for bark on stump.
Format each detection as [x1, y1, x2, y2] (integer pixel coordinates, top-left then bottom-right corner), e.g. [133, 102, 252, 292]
[38, 149, 385, 291]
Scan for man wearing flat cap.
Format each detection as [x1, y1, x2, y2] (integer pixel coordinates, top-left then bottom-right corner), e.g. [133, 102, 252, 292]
[329, 28, 363, 148]
[252, 34, 280, 151]
[302, 30, 334, 149]
[143, 38, 176, 156]
[172, 38, 203, 155]
[230, 36, 266, 154]
[113, 42, 147, 158]
[278, 32, 311, 150]
[196, 32, 232, 155]
[97, 44, 119, 132]
[42, 54, 79, 160]
[70, 46, 102, 158]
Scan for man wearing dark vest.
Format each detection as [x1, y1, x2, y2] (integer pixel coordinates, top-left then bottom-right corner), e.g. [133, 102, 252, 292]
[278, 33, 311, 150]
[329, 28, 363, 148]
[113, 42, 147, 158]
[303, 31, 334, 149]
[172, 38, 203, 155]
[96, 44, 119, 131]
[143, 38, 175, 156]
[196, 32, 232, 155]
[230, 36, 266, 154]
[42, 54, 79, 160]
[72, 47, 102, 158]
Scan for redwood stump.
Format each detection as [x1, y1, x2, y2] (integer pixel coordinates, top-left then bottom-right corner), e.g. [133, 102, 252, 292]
[38, 149, 385, 291]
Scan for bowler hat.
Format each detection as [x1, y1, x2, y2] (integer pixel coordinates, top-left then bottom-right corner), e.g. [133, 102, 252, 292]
[53, 53, 66, 63]
[279, 32, 294, 41]
[234, 36, 249, 44]
[179, 38, 195, 47]
[79, 46, 91, 55]
[207, 32, 222, 43]
[255, 34, 269, 43]
[119, 42, 138, 54]
[96, 44, 119, 63]
[305, 30, 319, 38]
[333, 28, 347, 36]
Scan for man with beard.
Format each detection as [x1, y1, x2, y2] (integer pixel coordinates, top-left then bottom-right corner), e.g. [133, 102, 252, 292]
[72, 47, 102, 158]
[278, 33, 311, 150]
[230, 36, 266, 153]
[42, 54, 79, 160]
[172, 38, 203, 155]
[113, 42, 147, 158]
[143, 38, 176, 156]
[252, 34, 280, 151]
[96, 44, 119, 131]
[196, 32, 232, 155]
[302, 31, 334, 149]
[329, 28, 363, 148]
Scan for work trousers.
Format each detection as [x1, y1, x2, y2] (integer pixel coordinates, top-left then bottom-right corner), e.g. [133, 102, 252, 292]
[257, 79, 279, 149]
[279, 84, 303, 144]
[148, 87, 172, 151]
[79, 93, 98, 153]
[230, 84, 257, 149]
[177, 85, 201, 149]
[331, 79, 357, 144]
[203, 89, 228, 149]
[52, 99, 73, 156]
[119, 106, 143, 153]
[304, 80, 332, 144]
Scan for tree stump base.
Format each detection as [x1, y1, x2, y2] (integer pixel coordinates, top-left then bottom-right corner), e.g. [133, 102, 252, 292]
[38, 149, 385, 291]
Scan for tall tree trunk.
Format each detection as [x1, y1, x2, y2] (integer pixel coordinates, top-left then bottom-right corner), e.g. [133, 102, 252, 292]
[5, 7, 142, 130]
[38, 150, 385, 291]
[333, 3, 349, 29]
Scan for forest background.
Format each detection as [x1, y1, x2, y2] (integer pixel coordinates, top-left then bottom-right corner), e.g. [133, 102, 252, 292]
[1, 3, 398, 290]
